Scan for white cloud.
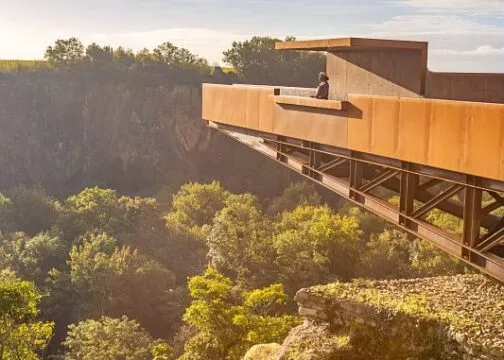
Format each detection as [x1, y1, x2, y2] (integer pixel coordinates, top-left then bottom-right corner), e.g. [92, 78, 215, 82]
[394, 0, 504, 14]
[433, 45, 504, 55]
[360, 15, 504, 72]
[363, 15, 501, 36]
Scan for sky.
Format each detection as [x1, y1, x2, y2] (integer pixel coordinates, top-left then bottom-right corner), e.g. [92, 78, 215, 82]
[0, 0, 503, 72]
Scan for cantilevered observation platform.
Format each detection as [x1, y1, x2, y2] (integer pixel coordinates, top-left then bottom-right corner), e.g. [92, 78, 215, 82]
[202, 37, 504, 282]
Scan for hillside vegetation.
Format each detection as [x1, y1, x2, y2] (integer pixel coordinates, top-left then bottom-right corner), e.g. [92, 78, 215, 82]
[0, 181, 467, 359]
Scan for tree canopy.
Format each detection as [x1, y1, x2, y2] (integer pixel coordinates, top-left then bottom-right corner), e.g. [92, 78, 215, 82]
[63, 316, 172, 360]
[223, 36, 325, 86]
[45, 38, 85, 66]
[0, 274, 53, 360]
[44, 38, 211, 74]
[180, 268, 300, 360]
[68, 233, 177, 337]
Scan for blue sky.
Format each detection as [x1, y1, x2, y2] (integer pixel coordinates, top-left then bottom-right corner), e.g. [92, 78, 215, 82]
[0, 0, 503, 71]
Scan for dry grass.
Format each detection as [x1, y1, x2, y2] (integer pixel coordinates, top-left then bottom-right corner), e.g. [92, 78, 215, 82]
[0, 60, 48, 72]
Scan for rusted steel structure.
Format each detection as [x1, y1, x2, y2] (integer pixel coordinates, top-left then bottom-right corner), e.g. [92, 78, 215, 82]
[202, 37, 504, 282]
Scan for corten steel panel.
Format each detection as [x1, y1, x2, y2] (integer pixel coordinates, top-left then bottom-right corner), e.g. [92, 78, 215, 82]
[204, 84, 504, 181]
[344, 51, 371, 97]
[370, 96, 400, 157]
[450, 75, 486, 103]
[347, 94, 504, 181]
[326, 50, 424, 101]
[426, 72, 504, 104]
[275, 37, 427, 51]
[202, 84, 246, 126]
[397, 98, 431, 164]
[273, 104, 348, 148]
[346, 94, 372, 153]
[485, 76, 504, 104]
[245, 88, 260, 130]
[258, 89, 275, 133]
[202, 84, 275, 132]
[427, 100, 470, 174]
[464, 103, 504, 180]
[326, 53, 347, 100]
[369, 52, 402, 97]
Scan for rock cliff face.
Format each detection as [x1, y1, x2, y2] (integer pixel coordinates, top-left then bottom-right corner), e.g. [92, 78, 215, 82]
[246, 274, 504, 360]
[0, 71, 293, 197]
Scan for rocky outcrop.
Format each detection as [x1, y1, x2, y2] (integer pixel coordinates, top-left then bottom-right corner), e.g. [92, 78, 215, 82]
[248, 274, 504, 360]
[244, 344, 282, 360]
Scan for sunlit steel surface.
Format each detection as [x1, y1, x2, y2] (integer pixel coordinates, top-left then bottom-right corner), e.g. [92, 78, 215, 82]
[202, 37, 504, 282]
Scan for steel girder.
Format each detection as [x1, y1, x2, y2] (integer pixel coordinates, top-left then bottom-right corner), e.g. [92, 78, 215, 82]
[209, 122, 504, 283]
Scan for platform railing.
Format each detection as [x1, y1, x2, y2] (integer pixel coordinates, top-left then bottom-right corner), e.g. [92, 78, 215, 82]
[203, 83, 504, 183]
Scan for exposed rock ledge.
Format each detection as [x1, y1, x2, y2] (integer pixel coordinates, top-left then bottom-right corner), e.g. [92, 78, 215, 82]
[245, 274, 504, 360]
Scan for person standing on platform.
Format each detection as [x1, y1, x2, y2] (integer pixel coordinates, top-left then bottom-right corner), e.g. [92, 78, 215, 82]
[311, 72, 330, 99]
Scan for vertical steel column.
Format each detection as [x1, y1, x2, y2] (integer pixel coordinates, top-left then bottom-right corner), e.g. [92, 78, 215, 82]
[276, 136, 286, 162]
[399, 170, 419, 230]
[308, 142, 320, 180]
[349, 156, 364, 203]
[462, 183, 482, 262]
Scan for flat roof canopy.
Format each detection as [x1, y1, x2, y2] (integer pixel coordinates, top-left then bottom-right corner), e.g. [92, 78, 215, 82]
[275, 37, 428, 52]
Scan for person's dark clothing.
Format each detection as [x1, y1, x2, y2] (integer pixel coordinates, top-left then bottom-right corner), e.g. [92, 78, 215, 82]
[314, 81, 329, 99]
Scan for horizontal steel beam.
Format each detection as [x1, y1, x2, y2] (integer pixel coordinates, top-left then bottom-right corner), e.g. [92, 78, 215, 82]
[210, 122, 504, 283]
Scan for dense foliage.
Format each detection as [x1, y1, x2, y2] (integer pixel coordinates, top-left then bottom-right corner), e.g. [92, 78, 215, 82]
[180, 268, 299, 360]
[0, 181, 466, 359]
[63, 316, 172, 360]
[0, 273, 53, 360]
[223, 36, 325, 86]
[43, 38, 211, 74]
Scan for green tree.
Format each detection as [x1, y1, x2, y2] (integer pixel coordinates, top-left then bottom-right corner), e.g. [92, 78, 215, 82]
[223, 36, 325, 86]
[411, 239, 466, 277]
[68, 233, 178, 336]
[165, 181, 230, 240]
[0, 275, 53, 360]
[266, 182, 321, 217]
[85, 43, 114, 64]
[153, 42, 209, 71]
[274, 205, 362, 291]
[63, 316, 172, 360]
[426, 209, 463, 235]
[206, 194, 277, 288]
[341, 205, 388, 239]
[56, 187, 160, 242]
[113, 46, 136, 67]
[8, 186, 60, 236]
[0, 192, 14, 233]
[359, 229, 414, 279]
[45, 38, 85, 66]
[180, 268, 299, 360]
[0, 232, 66, 285]
[136, 48, 156, 65]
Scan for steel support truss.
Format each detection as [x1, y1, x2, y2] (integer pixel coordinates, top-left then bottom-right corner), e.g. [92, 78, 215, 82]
[209, 121, 504, 283]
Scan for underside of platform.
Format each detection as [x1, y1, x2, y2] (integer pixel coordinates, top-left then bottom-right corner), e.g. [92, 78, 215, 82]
[209, 121, 504, 283]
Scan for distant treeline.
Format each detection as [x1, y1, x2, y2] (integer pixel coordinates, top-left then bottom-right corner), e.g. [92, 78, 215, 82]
[1, 36, 325, 87]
